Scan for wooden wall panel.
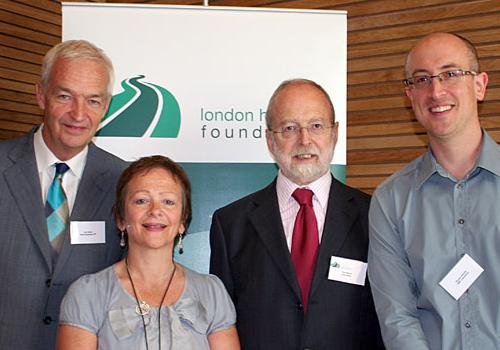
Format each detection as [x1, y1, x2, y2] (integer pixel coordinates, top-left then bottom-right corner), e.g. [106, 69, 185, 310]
[1, 0, 498, 194]
[0, 0, 60, 138]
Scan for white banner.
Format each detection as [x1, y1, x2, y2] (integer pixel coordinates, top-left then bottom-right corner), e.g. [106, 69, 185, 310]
[63, 3, 347, 164]
[62, 3, 347, 272]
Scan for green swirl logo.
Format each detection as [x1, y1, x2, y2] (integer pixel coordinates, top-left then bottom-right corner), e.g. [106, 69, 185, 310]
[97, 75, 180, 137]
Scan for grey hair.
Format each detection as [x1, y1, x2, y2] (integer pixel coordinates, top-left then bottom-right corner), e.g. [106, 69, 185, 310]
[40, 40, 115, 97]
[265, 78, 335, 130]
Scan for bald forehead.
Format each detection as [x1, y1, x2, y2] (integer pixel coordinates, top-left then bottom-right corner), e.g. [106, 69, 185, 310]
[276, 83, 321, 100]
[272, 83, 331, 112]
[405, 33, 475, 76]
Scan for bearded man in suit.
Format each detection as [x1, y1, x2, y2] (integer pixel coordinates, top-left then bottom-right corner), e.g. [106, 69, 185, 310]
[210, 79, 384, 349]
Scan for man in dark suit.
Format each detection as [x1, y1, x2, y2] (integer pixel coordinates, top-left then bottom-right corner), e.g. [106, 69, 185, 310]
[0, 40, 127, 350]
[210, 79, 384, 350]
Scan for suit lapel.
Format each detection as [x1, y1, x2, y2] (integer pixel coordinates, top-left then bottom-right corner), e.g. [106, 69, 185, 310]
[4, 133, 54, 271]
[248, 182, 302, 299]
[310, 177, 360, 295]
[54, 144, 110, 274]
[71, 144, 110, 220]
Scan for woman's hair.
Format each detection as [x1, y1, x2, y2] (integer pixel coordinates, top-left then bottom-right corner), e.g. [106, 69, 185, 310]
[115, 155, 192, 232]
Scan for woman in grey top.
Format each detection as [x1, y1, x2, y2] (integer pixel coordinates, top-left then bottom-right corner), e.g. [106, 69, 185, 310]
[56, 156, 240, 350]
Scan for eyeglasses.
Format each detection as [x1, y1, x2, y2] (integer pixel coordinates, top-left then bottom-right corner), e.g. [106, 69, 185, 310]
[271, 122, 334, 139]
[403, 69, 477, 89]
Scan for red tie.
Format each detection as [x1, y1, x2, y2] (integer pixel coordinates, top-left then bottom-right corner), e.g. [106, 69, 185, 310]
[291, 188, 319, 311]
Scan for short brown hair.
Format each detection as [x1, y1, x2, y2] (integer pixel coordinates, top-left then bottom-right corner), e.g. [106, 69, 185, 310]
[115, 155, 192, 232]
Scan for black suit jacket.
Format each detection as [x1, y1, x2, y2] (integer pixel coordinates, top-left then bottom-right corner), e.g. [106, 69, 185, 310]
[0, 130, 127, 350]
[210, 176, 384, 350]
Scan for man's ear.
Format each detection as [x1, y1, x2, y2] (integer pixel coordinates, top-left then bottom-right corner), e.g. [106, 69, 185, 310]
[332, 121, 339, 146]
[265, 128, 274, 152]
[475, 72, 488, 102]
[103, 95, 112, 112]
[404, 85, 413, 99]
[35, 82, 46, 110]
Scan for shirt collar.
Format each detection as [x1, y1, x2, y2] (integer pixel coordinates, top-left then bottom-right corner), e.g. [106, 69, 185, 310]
[34, 124, 88, 179]
[476, 130, 500, 177]
[415, 150, 436, 188]
[276, 170, 332, 210]
[416, 129, 500, 188]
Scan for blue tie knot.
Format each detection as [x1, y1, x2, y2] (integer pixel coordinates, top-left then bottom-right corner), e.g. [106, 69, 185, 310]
[55, 163, 70, 177]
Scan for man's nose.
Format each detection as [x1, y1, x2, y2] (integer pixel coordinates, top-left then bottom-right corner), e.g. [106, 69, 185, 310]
[297, 127, 312, 145]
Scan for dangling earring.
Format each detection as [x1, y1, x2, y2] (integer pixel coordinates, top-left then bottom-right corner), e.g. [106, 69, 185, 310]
[177, 233, 184, 254]
[120, 230, 126, 248]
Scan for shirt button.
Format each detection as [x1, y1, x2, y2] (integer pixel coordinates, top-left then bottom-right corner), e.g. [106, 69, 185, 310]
[458, 218, 465, 225]
[465, 321, 471, 328]
[457, 183, 464, 189]
[43, 316, 52, 325]
[45, 279, 51, 288]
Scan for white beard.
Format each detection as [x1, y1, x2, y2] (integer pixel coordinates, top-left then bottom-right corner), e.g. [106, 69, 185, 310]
[270, 141, 333, 185]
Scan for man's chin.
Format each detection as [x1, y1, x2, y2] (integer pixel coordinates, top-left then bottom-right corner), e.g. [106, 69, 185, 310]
[285, 165, 328, 185]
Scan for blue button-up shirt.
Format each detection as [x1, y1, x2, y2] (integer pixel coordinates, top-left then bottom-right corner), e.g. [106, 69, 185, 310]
[368, 130, 500, 350]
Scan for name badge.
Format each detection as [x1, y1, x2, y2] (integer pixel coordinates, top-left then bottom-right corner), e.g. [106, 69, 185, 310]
[439, 254, 483, 300]
[70, 221, 106, 244]
[328, 256, 367, 286]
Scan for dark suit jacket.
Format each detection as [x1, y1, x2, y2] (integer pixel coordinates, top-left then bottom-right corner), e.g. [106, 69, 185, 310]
[0, 130, 127, 350]
[210, 176, 384, 350]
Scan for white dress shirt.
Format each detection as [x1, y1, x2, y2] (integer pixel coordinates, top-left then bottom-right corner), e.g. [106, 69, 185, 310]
[33, 126, 88, 214]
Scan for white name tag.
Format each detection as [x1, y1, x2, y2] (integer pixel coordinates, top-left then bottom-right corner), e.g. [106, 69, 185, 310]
[70, 221, 106, 244]
[439, 254, 484, 300]
[328, 256, 367, 286]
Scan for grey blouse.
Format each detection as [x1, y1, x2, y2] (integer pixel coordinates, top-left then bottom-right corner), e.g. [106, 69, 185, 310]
[60, 264, 236, 350]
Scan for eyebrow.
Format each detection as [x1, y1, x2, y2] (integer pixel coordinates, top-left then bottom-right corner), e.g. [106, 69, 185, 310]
[280, 117, 329, 124]
[131, 190, 178, 195]
[54, 86, 106, 99]
[410, 63, 462, 76]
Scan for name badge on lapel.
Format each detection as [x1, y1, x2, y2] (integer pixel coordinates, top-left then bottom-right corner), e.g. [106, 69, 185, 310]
[328, 256, 367, 286]
[70, 221, 106, 244]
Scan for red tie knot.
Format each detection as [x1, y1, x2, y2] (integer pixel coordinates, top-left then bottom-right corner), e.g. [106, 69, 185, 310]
[292, 188, 314, 207]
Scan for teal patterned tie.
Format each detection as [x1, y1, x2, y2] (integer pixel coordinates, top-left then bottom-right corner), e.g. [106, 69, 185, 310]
[45, 163, 70, 250]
